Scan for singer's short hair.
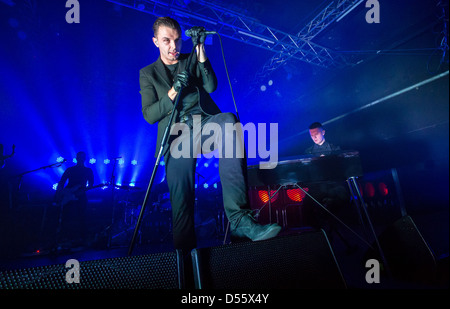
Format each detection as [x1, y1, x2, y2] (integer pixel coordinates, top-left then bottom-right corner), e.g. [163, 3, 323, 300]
[153, 16, 182, 37]
[309, 122, 324, 130]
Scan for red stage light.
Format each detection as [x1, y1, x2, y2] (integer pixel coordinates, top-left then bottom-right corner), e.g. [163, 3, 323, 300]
[286, 188, 308, 202]
[258, 190, 279, 203]
[364, 182, 375, 198]
[378, 182, 388, 196]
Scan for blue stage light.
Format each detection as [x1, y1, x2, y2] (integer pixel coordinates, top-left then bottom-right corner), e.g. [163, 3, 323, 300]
[118, 158, 125, 165]
[56, 156, 64, 163]
[131, 160, 137, 165]
[73, 158, 77, 164]
[104, 159, 110, 164]
[89, 158, 96, 164]
[52, 183, 58, 190]
[203, 183, 209, 189]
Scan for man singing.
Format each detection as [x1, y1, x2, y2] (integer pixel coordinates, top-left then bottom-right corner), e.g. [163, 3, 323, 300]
[139, 17, 280, 253]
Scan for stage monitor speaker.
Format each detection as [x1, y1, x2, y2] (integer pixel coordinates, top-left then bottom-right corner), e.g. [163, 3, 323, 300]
[367, 215, 437, 284]
[0, 250, 182, 289]
[191, 230, 346, 289]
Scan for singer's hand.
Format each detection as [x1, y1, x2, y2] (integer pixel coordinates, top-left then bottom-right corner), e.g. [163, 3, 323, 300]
[189, 26, 205, 45]
[198, 32, 207, 44]
[173, 71, 190, 93]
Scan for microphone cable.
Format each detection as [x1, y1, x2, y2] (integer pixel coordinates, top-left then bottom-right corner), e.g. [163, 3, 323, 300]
[215, 33, 240, 122]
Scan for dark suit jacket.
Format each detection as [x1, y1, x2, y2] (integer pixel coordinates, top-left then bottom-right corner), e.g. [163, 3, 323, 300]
[139, 53, 221, 157]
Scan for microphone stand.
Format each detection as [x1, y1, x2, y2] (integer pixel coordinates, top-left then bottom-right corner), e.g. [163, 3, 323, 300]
[106, 157, 118, 248]
[13, 161, 66, 191]
[10, 161, 66, 254]
[127, 41, 199, 256]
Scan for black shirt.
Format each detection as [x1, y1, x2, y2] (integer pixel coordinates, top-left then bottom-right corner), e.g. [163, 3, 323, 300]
[165, 63, 203, 118]
[305, 141, 341, 156]
[58, 165, 94, 190]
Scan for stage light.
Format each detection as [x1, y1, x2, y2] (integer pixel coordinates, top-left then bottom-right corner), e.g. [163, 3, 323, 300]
[213, 183, 218, 189]
[52, 183, 58, 190]
[118, 158, 124, 165]
[260, 85, 267, 92]
[286, 188, 308, 202]
[104, 159, 110, 164]
[56, 156, 64, 163]
[268, 80, 273, 86]
[129, 182, 135, 187]
[160, 161, 165, 166]
[89, 158, 96, 164]
[73, 158, 77, 164]
[258, 190, 279, 203]
[378, 182, 388, 196]
[364, 182, 375, 198]
[204, 162, 209, 167]
[203, 183, 209, 189]
[131, 160, 138, 165]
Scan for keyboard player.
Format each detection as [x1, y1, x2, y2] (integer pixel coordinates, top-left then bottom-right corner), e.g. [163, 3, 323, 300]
[305, 122, 341, 156]
[302, 122, 351, 245]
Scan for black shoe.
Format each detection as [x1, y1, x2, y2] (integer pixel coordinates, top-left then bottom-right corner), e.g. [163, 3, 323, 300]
[230, 214, 281, 241]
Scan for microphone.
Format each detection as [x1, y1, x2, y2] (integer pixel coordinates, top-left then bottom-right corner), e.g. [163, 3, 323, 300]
[185, 26, 216, 38]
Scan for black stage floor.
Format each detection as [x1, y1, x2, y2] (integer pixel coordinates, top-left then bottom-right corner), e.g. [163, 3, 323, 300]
[0, 209, 448, 291]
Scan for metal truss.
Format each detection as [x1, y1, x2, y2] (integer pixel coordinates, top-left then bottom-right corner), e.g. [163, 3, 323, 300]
[297, 0, 365, 41]
[106, 0, 366, 94]
[252, 0, 365, 88]
[106, 0, 354, 68]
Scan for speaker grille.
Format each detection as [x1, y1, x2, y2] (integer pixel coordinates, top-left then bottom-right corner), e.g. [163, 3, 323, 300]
[0, 251, 179, 289]
[375, 216, 437, 283]
[192, 231, 346, 289]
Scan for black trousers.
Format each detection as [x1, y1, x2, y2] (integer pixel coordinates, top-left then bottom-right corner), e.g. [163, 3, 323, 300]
[165, 112, 250, 252]
[59, 197, 87, 245]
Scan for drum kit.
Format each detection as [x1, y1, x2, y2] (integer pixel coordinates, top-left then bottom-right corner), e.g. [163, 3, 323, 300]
[105, 183, 170, 247]
[108, 183, 226, 248]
